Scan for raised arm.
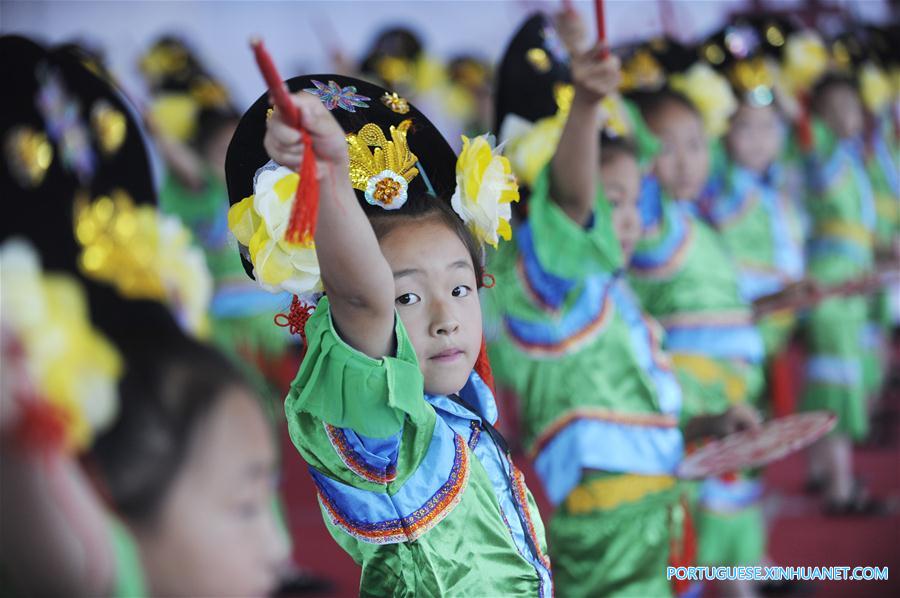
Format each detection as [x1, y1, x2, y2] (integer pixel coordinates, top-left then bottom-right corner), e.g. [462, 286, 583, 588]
[549, 46, 621, 226]
[264, 93, 395, 358]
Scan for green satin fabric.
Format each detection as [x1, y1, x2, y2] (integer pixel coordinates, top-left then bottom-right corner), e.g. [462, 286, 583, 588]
[110, 517, 147, 598]
[549, 476, 679, 598]
[485, 168, 683, 449]
[285, 298, 549, 596]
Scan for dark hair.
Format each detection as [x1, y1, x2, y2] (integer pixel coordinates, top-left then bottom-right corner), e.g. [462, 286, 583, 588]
[627, 87, 700, 123]
[810, 73, 859, 115]
[194, 108, 240, 156]
[366, 192, 486, 287]
[599, 133, 638, 165]
[88, 336, 253, 525]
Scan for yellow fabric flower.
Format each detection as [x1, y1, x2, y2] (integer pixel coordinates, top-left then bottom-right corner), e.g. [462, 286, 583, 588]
[670, 63, 737, 138]
[1, 239, 122, 452]
[157, 214, 213, 337]
[860, 63, 892, 115]
[501, 112, 567, 188]
[228, 165, 322, 297]
[149, 93, 198, 142]
[782, 31, 828, 95]
[451, 135, 520, 248]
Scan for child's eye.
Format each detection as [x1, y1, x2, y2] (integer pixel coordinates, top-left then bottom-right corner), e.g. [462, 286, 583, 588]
[396, 293, 421, 306]
[452, 286, 471, 298]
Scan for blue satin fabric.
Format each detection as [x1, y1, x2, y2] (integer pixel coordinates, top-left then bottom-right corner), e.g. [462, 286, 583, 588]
[664, 324, 765, 364]
[609, 281, 683, 417]
[517, 222, 576, 310]
[209, 285, 294, 318]
[535, 418, 684, 506]
[698, 476, 763, 513]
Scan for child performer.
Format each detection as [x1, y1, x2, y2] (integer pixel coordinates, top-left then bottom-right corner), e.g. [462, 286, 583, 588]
[139, 37, 297, 389]
[625, 52, 769, 595]
[486, 16, 760, 597]
[1, 35, 289, 597]
[800, 67, 885, 514]
[696, 25, 809, 359]
[226, 73, 553, 596]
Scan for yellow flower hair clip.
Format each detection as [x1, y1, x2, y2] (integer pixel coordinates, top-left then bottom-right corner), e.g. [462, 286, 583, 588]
[859, 63, 891, 115]
[451, 135, 520, 248]
[1, 239, 122, 452]
[670, 63, 738, 138]
[499, 83, 573, 187]
[228, 164, 323, 298]
[781, 31, 828, 96]
[730, 57, 779, 107]
[74, 190, 212, 336]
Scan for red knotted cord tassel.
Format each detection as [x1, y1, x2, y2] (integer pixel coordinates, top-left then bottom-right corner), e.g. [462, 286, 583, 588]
[274, 295, 316, 359]
[251, 38, 319, 246]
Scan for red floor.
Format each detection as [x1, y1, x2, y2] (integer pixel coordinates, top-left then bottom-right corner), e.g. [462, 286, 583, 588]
[280, 349, 900, 597]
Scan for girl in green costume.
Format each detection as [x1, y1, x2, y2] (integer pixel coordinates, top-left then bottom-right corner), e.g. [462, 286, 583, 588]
[233, 72, 553, 596]
[801, 74, 884, 514]
[486, 18, 760, 597]
[0, 35, 289, 597]
[627, 75, 769, 595]
[694, 31, 809, 359]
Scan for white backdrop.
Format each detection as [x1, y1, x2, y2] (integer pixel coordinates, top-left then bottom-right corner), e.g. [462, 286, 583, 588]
[1, 0, 893, 111]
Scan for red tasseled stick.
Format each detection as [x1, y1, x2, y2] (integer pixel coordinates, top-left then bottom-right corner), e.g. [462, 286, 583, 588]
[251, 38, 319, 246]
[796, 92, 813, 152]
[594, 0, 609, 59]
[668, 498, 697, 595]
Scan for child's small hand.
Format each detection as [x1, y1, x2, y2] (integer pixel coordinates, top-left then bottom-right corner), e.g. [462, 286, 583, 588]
[714, 403, 763, 438]
[264, 92, 349, 172]
[570, 44, 621, 107]
[554, 8, 588, 54]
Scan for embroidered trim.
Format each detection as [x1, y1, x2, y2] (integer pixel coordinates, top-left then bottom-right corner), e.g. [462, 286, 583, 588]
[504, 290, 612, 358]
[531, 408, 679, 458]
[511, 466, 553, 573]
[316, 432, 470, 544]
[324, 423, 397, 484]
[467, 420, 481, 450]
[631, 219, 694, 280]
[516, 256, 562, 314]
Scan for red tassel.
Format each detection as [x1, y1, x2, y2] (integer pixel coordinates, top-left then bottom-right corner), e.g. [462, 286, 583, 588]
[274, 295, 317, 361]
[285, 129, 320, 245]
[474, 336, 496, 396]
[14, 400, 69, 452]
[251, 38, 319, 246]
[669, 496, 697, 596]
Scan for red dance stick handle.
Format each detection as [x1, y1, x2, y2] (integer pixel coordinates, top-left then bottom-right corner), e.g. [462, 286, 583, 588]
[251, 38, 300, 128]
[594, 0, 609, 58]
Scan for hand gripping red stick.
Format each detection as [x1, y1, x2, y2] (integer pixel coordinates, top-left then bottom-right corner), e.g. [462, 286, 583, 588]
[250, 38, 319, 245]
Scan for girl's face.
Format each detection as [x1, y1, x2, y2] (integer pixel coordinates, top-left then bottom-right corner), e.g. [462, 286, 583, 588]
[378, 219, 482, 396]
[599, 151, 642, 263]
[137, 387, 289, 598]
[725, 103, 784, 174]
[647, 101, 710, 201]
[817, 84, 864, 140]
